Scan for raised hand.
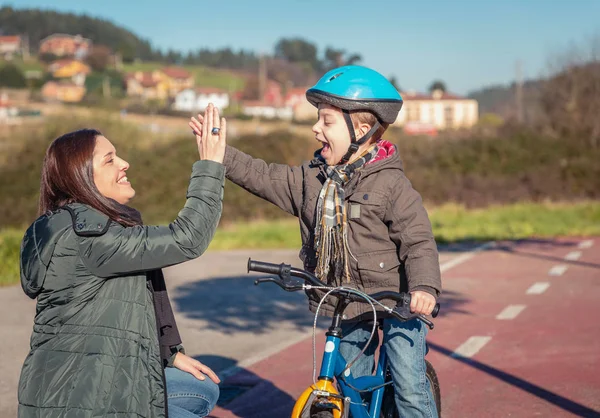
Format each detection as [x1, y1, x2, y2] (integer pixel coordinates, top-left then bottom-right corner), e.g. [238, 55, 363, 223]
[188, 103, 226, 164]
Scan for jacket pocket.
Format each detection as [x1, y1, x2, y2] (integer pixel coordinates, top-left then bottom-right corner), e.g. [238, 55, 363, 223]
[356, 250, 401, 288]
[346, 192, 385, 220]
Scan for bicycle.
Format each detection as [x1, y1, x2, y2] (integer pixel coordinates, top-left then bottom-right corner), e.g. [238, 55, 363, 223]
[247, 258, 442, 418]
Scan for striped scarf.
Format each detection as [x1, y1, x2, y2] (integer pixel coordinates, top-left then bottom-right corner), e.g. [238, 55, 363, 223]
[314, 144, 379, 283]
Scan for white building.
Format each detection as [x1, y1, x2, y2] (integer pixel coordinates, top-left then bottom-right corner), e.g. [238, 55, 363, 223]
[394, 89, 479, 134]
[173, 87, 230, 112]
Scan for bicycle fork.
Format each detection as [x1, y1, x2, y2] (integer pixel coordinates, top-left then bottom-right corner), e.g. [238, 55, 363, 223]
[291, 334, 349, 418]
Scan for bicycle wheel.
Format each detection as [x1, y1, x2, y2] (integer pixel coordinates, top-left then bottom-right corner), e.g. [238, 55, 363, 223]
[380, 360, 442, 417]
[310, 411, 334, 418]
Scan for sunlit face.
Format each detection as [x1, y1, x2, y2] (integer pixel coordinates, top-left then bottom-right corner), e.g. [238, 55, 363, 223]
[92, 135, 135, 204]
[311, 104, 352, 166]
[311, 104, 372, 166]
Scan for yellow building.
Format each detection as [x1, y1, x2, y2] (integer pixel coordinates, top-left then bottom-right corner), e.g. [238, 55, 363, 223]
[48, 59, 91, 86]
[125, 66, 194, 100]
[41, 81, 86, 103]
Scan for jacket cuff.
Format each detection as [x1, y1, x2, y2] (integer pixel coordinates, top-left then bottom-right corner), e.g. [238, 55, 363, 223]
[166, 344, 186, 368]
[410, 285, 439, 299]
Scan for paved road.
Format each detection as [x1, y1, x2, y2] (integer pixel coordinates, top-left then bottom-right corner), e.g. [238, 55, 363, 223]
[208, 238, 600, 418]
[0, 244, 509, 418]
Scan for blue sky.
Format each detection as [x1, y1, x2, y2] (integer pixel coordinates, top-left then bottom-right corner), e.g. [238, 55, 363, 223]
[4, 0, 599, 94]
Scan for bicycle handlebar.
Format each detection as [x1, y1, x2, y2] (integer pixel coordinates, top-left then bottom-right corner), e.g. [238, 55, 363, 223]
[247, 258, 440, 328]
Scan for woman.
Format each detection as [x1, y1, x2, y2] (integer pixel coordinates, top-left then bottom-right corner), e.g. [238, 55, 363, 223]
[18, 105, 227, 418]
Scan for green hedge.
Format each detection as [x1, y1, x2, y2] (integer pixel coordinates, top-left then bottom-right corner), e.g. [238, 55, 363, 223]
[1, 115, 599, 230]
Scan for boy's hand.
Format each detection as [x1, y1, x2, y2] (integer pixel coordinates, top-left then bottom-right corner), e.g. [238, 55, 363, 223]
[409, 291, 436, 315]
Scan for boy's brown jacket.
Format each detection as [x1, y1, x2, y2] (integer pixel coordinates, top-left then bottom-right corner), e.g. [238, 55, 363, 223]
[224, 144, 441, 320]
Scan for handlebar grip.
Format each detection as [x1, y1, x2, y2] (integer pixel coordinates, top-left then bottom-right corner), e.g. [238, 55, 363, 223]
[247, 258, 285, 275]
[431, 303, 440, 318]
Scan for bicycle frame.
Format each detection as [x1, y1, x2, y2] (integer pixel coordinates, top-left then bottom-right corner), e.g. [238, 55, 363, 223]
[291, 301, 391, 418]
[245, 258, 439, 418]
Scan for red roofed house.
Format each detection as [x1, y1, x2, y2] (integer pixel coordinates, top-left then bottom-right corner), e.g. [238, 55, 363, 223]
[39, 34, 91, 59]
[0, 35, 22, 59]
[48, 59, 91, 86]
[125, 71, 168, 100]
[161, 66, 194, 96]
[241, 80, 293, 119]
[125, 67, 194, 100]
[41, 80, 86, 103]
[393, 89, 479, 134]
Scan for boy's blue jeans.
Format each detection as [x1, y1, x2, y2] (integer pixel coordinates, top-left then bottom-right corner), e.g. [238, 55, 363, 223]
[165, 367, 220, 418]
[339, 317, 439, 418]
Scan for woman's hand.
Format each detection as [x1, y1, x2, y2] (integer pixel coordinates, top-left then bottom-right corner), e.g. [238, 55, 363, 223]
[173, 352, 221, 384]
[188, 103, 226, 164]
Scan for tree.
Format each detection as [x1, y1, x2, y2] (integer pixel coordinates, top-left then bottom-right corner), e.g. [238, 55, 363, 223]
[0, 63, 26, 88]
[540, 36, 600, 147]
[321, 47, 362, 71]
[274, 37, 319, 70]
[389, 75, 401, 92]
[86, 44, 112, 72]
[428, 80, 447, 93]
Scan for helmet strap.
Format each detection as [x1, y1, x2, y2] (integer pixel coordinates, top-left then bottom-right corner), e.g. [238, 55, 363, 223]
[338, 110, 381, 165]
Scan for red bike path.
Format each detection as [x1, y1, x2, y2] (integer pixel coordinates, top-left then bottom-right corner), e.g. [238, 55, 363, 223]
[209, 238, 600, 418]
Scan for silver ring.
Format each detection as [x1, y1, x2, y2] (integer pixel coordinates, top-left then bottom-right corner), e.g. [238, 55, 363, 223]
[211, 127, 220, 135]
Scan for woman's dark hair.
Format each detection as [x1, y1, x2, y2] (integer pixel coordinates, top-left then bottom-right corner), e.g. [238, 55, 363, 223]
[39, 128, 140, 227]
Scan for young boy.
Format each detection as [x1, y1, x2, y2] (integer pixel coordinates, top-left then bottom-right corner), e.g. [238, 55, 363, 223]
[190, 65, 442, 417]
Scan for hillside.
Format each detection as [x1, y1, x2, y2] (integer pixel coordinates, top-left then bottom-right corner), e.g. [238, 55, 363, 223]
[0, 6, 159, 62]
[467, 79, 543, 121]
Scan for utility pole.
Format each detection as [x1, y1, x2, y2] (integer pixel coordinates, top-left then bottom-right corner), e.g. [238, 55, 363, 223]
[258, 53, 266, 102]
[515, 59, 524, 124]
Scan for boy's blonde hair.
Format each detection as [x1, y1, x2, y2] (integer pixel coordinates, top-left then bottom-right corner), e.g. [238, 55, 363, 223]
[350, 111, 389, 143]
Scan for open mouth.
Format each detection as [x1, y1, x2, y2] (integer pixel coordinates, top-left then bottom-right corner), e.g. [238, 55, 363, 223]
[117, 176, 130, 185]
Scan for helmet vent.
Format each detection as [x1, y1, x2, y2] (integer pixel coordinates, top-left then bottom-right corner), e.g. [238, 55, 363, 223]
[328, 72, 343, 82]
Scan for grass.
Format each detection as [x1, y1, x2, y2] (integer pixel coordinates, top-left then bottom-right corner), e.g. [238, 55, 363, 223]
[0, 57, 45, 72]
[2, 201, 598, 288]
[0, 228, 22, 287]
[120, 61, 247, 91]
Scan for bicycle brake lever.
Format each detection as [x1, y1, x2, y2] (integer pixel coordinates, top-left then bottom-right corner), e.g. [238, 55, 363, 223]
[418, 315, 434, 330]
[392, 301, 435, 330]
[254, 277, 283, 287]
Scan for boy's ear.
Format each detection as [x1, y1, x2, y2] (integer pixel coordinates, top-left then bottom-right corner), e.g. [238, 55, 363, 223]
[356, 122, 373, 138]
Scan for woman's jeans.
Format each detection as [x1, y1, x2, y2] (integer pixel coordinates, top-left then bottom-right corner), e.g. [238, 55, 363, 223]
[165, 367, 220, 418]
[339, 317, 438, 418]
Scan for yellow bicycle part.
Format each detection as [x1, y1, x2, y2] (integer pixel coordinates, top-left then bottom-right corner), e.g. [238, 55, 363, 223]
[291, 379, 344, 418]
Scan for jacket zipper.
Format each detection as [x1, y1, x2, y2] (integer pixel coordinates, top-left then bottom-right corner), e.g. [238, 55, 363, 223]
[148, 279, 169, 418]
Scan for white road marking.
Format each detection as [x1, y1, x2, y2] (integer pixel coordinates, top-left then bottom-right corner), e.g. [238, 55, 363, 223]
[565, 251, 582, 261]
[451, 336, 492, 358]
[496, 305, 527, 320]
[440, 242, 495, 273]
[526, 282, 550, 295]
[548, 265, 568, 276]
[578, 240, 593, 249]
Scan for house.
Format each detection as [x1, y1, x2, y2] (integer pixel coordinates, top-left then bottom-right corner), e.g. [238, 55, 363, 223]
[161, 66, 195, 96]
[124, 71, 169, 100]
[48, 59, 91, 86]
[285, 87, 315, 121]
[173, 87, 229, 112]
[263, 80, 284, 106]
[241, 100, 293, 120]
[393, 89, 479, 133]
[0, 35, 22, 59]
[41, 81, 86, 103]
[125, 67, 194, 100]
[39, 34, 92, 59]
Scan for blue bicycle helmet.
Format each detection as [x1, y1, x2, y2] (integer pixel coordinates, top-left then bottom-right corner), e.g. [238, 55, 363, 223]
[306, 65, 403, 164]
